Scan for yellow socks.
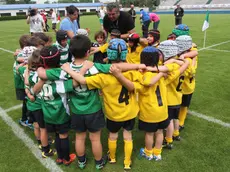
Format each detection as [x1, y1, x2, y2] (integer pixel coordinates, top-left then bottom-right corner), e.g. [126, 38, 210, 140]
[173, 130, 179, 137]
[179, 107, 188, 126]
[165, 137, 173, 144]
[152, 147, 162, 156]
[124, 140, 133, 168]
[144, 147, 153, 157]
[108, 139, 117, 162]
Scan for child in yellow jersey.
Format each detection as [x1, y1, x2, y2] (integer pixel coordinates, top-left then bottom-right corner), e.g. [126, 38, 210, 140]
[158, 40, 190, 149]
[61, 39, 142, 170]
[126, 33, 147, 64]
[138, 46, 169, 161]
[176, 35, 198, 131]
[147, 29, 160, 47]
[90, 29, 121, 56]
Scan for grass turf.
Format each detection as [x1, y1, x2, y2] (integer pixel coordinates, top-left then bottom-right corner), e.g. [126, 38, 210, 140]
[0, 14, 230, 171]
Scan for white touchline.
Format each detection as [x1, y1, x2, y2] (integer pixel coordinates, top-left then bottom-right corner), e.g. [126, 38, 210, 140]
[188, 110, 230, 128]
[203, 49, 230, 53]
[198, 40, 230, 51]
[0, 106, 64, 172]
[5, 104, 22, 112]
[0, 47, 14, 54]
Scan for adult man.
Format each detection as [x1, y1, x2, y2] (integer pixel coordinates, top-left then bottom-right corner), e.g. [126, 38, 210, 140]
[60, 5, 79, 39]
[50, 9, 57, 32]
[27, 8, 45, 35]
[174, 5, 184, 25]
[98, 5, 107, 30]
[128, 3, 136, 25]
[103, 3, 135, 39]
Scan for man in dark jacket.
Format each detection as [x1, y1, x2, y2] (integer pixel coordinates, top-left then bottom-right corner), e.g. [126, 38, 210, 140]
[128, 3, 136, 25]
[174, 5, 184, 25]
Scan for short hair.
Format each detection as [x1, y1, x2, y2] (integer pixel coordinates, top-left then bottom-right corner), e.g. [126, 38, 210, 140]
[50, 8, 53, 11]
[94, 30, 106, 41]
[33, 32, 52, 44]
[70, 35, 91, 59]
[66, 5, 78, 15]
[19, 35, 31, 49]
[28, 36, 45, 47]
[28, 49, 42, 71]
[107, 3, 119, 11]
[40, 46, 60, 69]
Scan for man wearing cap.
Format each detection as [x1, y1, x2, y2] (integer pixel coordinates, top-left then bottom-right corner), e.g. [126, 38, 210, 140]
[174, 5, 184, 25]
[103, 3, 135, 39]
[53, 30, 71, 65]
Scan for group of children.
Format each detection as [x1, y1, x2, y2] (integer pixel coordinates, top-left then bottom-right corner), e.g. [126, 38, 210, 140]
[13, 23, 198, 170]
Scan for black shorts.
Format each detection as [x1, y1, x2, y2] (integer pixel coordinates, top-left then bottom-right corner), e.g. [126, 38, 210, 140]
[71, 109, 105, 133]
[28, 109, 45, 128]
[168, 106, 180, 120]
[45, 121, 70, 134]
[106, 118, 135, 133]
[138, 118, 170, 133]
[16, 89, 26, 100]
[181, 93, 193, 107]
[52, 23, 56, 30]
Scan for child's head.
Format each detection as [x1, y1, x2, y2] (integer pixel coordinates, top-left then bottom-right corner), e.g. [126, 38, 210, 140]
[128, 33, 140, 52]
[19, 35, 31, 49]
[22, 46, 37, 60]
[69, 35, 91, 59]
[107, 38, 128, 63]
[28, 36, 45, 48]
[158, 40, 178, 61]
[28, 49, 42, 71]
[77, 29, 89, 37]
[147, 29, 160, 46]
[33, 32, 52, 46]
[94, 30, 106, 44]
[56, 30, 68, 47]
[175, 35, 192, 54]
[141, 46, 159, 67]
[172, 24, 190, 37]
[110, 29, 121, 39]
[167, 33, 176, 41]
[40, 46, 60, 69]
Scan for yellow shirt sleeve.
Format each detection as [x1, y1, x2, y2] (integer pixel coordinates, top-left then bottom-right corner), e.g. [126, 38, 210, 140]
[99, 43, 109, 53]
[165, 70, 181, 85]
[85, 74, 106, 90]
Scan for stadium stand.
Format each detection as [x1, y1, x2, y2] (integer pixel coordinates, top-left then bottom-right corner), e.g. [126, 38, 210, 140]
[160, 0, 178, 6]
[211, 0, 230, 4]
[179, 0, 207, 5]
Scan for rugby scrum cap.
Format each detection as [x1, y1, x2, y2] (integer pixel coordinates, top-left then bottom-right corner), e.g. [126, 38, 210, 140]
[158, 40, 178, 61]
[128, 33, 140, 44]
[77, 29, 88, 36]
[175, 35, 192, 54]
[107, 38, 128, 61]
[172, 24, 190, 37]
[56, 30, 68, 42]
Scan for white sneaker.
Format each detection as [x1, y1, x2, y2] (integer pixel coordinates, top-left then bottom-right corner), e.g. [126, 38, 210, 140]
[140, 148, 153, 160]
[153, 154, 162, 161]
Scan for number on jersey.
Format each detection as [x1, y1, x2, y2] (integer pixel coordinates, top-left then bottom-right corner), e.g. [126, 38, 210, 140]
[118, 86, 129, 105]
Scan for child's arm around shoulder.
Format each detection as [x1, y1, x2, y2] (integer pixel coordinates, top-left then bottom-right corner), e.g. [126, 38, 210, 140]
[110, 65, 134, 91]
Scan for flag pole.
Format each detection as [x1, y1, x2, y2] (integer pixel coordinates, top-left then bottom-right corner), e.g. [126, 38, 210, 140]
[203, 29, 207, 48]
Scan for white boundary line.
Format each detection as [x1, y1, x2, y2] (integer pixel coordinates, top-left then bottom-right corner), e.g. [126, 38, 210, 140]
[198, 40, 230, 51]
[188, 110, 230, 128]
[0, 106, 63, 172]
[5, 104, 22, 112]
[203, 48, 230, 53]
[0, 47, 14, 54]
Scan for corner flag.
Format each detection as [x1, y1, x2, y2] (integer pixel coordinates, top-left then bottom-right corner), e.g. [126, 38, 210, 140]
[202, 11, 210, 31]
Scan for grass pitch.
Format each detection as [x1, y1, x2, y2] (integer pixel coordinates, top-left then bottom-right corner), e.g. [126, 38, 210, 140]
[0, 14, 230, 172]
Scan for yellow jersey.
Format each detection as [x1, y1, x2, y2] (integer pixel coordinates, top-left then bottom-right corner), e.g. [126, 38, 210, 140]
[86, 71, 141, 122]
[138, 71, 168, 123]
[165, 63, 184, 106]
[99, 43, 109, 53]
[126, 45, 145, 64]
[181, 58, 195, 94]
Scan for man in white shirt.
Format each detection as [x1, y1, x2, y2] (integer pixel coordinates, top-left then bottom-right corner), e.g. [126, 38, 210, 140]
[119, 4, 124, 11]
[27, 8, 45, 35]
[98, 5, 106, 30]
[50, 8, 57, 32]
